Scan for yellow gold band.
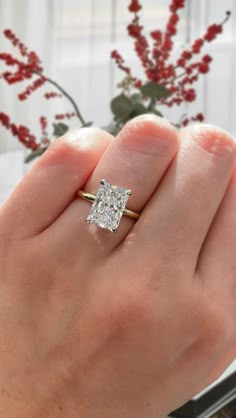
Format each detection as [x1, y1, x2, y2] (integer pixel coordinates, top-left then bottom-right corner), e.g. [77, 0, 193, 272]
[77, 190, 140, 220]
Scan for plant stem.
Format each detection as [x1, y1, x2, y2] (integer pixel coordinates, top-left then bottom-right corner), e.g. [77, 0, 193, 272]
[148, 97, 156, 110]
[33, 71, 88, 127]
[166, 71, 187, 85]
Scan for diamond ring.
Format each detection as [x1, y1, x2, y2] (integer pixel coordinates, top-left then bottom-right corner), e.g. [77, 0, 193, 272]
[77, 179, 140, 232]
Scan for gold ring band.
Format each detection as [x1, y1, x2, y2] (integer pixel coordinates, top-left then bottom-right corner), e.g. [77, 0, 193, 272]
[77, 190, 140, 220]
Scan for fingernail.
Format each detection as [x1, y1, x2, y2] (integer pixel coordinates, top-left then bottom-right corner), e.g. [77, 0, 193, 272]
[189, 124, 236, 156]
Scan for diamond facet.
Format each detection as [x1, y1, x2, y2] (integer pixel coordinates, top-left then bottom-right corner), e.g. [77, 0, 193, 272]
[87, 180, 130, 232]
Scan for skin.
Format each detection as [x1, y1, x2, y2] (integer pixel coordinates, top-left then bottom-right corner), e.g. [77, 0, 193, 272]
[0, 114, 235, 418]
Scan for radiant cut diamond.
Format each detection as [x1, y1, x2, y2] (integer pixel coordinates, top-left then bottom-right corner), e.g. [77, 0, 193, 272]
[87, 179, 131, 232]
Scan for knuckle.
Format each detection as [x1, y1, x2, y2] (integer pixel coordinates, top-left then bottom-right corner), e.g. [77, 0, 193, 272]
[183, 124, 236, 158]
[118, 114, 178, 157]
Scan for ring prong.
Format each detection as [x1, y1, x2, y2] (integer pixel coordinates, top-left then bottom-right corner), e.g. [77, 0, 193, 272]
[100, 179, 106, 185]
[127, 189, 132, 196]
[86, 219, 91, 224]
[112, 227, 117, 233]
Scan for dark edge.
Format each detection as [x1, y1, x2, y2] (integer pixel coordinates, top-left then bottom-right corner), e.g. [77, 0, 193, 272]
[170, 371, 236, 418]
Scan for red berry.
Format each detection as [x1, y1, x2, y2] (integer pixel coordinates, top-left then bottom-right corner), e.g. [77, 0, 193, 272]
[202, 54, 212, 63]
[170, 0, 185, 13]
[182, 118, 189, 126]
[128, 0, 142, 12]
[182, 50, 192, 60]
[127, 22, 143, 38]
[196, 113, 204, 122]
[204, 24, 222, 42]
[3, 29, 13, 39]
[0, 112, 10, 128]
[150, 30, 162, 43]
[192, 39, 204, 54]
[167, 23, 177, 36]
[198, 62, 209, 74]
[184, 88, 196, 102]
[177, 58, 185, 67]
[134, 80, 142, 88]
[169, 13, 179, 24]
[10, 124, 18, 136]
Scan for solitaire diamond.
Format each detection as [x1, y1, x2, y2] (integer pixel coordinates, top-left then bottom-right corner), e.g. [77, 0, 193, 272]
[86, 179, 131, 232]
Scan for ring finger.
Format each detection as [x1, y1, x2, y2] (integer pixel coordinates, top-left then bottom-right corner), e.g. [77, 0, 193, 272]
[45, 115, 179, 257]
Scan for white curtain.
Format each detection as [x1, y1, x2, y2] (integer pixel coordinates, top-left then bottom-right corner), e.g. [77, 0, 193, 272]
[0, 0, 53, 152]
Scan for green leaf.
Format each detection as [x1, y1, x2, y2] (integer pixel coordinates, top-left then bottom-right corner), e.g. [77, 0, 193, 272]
[103, 123, 121, 136]
[83, 121, 93, 127]
[140, 82, 171, 99]
[130, 103, 147, 118]
[24, 147, 48, 163]
[53, 122, 69, 137]
[130, 93, 142, 104]
[151, 109, 163, 117]
[111, 94, 133, 121]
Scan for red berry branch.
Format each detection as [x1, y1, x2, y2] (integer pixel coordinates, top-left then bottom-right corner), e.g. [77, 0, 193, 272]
[0, 1, 231, 161]
[0, 29, 89, 160]
[110, 0, 230, 131]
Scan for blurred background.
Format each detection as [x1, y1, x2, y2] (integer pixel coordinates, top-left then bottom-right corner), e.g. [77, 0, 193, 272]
[0, 0, 236, 153]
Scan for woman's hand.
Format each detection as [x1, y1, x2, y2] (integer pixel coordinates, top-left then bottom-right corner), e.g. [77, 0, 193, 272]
[0, 115, 235, 418]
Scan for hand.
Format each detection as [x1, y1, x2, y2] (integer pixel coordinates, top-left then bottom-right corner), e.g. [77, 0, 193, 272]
[0, 116, 235, 418]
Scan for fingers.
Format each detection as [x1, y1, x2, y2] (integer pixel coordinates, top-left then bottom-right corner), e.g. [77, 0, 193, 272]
[0, 128, 112, 238]
[131, 125, 236, 272]
[197, 165, 236, 298]
[46, 115, 179, 256]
